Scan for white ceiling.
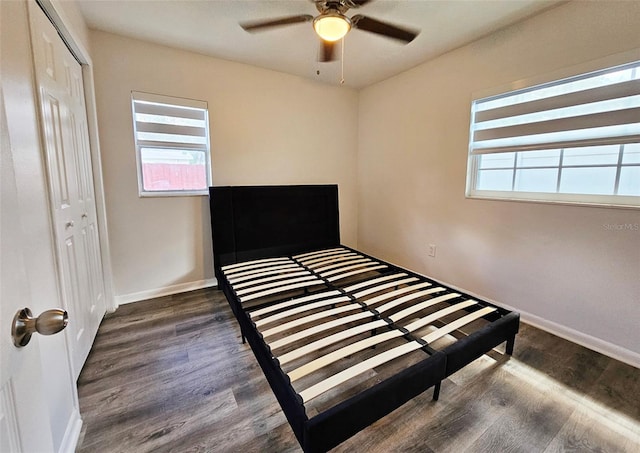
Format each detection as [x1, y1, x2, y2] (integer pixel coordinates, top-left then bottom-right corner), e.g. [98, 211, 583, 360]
[77, 0, 563, 89]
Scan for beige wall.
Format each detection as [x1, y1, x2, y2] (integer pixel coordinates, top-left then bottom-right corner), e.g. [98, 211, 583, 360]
[90, 30, 359, 302]
[358, 1, 640, 364]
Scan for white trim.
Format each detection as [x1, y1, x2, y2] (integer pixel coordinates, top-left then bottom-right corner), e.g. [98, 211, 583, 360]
[518, 310, 640, 370]
[35, 0, 90, 65]
[36, 0, 116, 313]
[115, 278, 217, 305]
[466, 189, 640, 210]
[0, 383, 22, 453]
[132, 91, 207, 110]
[83, 63, 116, 312]
[58, 408, 82, 453]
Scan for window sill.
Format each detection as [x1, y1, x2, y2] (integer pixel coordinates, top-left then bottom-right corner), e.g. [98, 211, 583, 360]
[466, 190, 640, 210]
[138, 190, 209, 198]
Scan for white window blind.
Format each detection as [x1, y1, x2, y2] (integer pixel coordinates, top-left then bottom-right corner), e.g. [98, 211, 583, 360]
[131, 92, 211, 196]
[471, 62, 640, 154]
[467, 58, 640, 207]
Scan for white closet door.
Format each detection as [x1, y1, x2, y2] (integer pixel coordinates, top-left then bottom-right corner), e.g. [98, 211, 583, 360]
[29, 3, 106, 379]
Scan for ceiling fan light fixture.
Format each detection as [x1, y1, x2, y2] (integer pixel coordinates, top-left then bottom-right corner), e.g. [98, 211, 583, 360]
[313, 13, 351, 42]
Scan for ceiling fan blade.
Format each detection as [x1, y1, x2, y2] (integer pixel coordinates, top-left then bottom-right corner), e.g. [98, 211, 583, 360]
[319, 40, 337, 62]
[240, 15, 313, 32]
[351, 15, 419, 43]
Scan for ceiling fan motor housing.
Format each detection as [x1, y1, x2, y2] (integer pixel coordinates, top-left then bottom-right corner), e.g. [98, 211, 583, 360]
[315, 1, 354, 15]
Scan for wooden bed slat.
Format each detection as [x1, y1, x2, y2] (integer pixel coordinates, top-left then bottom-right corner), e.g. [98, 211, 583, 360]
[235, 275, 319, 296]
[223, 259, 294, 276]
[319, 261, 380, 278]
[249, 290, 342, 318]
[376, 287, 446, 314]
[298, 341, 424, 403]
[326, 265, 387, 282]
[304, 253, 359, 268]
[221, 256, 292, 271]
[313, 258, 373, 274]
[277, 319, 389, 366]
[268, 311, 373, 350]
[355, 281, 433, 308]
[421, 306, 497, 344]
[227, 264, 303, 284]
[240, 279, 324, 303]
[400, 300, 477, 331]
[225, 262, 300, 280]
[293, 248, 348, 261]
[254, 296, 350, 327]
[262, 304, 363, 338]
[231, 270, 312, 290]
[352, 277, 421, 300]
[343, 273, 409, 293]
[288, 330, 404, 382]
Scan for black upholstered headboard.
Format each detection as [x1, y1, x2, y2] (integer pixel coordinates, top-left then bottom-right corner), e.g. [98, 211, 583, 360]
[209, 185, 340, 280]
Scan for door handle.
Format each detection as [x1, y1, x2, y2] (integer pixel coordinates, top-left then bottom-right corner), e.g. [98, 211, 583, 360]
[11, 308, 68, 347]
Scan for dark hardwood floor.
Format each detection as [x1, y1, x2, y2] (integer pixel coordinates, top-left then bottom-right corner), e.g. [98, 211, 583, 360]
[77, 288, 640, 452]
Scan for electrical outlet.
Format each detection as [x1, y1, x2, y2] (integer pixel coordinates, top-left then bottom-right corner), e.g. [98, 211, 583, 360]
[428, 244, 436, 257]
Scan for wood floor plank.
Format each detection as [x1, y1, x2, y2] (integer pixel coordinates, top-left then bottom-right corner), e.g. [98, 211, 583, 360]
[466, 379, 573, 453]
[77, 288, 640, 453]
[543, 404, 640, 453]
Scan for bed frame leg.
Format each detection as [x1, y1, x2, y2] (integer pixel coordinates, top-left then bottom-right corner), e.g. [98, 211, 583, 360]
[506, 336, 515, 355]
[432, 382, 441, 401]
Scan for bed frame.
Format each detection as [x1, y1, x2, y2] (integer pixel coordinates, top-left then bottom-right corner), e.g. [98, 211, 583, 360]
[209, 185, 519, 453]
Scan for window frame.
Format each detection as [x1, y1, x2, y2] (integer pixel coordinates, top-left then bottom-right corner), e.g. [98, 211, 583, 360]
[131, 91, 212, 197]
[466, 49, 640, 209]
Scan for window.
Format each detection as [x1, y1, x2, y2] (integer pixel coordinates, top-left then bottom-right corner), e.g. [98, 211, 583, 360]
[467, 58, 640, 208]
[131, 91, 211, 196]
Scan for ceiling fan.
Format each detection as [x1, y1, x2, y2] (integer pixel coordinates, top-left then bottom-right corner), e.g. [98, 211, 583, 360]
[240, 0, 420, 62]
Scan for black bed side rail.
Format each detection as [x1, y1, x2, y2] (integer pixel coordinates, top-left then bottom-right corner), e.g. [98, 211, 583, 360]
[231, 292, 310, 446]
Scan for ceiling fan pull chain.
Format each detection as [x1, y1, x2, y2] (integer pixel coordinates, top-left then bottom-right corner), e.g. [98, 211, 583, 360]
[340, 36, 345, 85]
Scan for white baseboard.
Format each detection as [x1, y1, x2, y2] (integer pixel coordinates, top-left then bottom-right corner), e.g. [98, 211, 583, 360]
[59, 408, 82, 453]
[519, 311, 640, 370]
[115, 278, 218, 306]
